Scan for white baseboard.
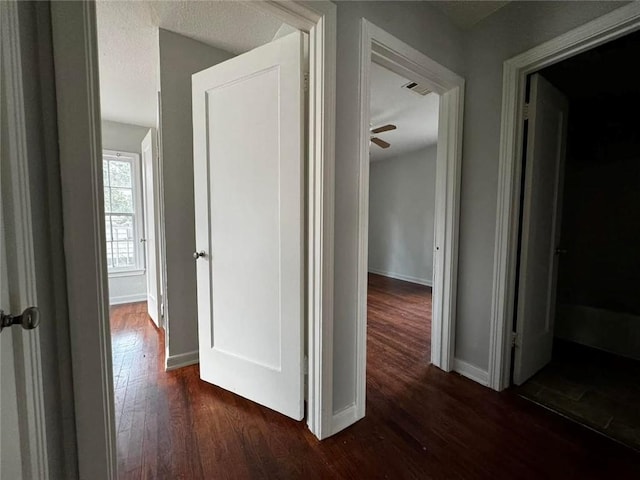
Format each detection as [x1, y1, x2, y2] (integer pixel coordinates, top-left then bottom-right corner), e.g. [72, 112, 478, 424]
[331, 402, 360, 435]
[165, 350, 199, 371]
[109, 293, 147, 305]
[368, 268, 432, 287]
[453, 358, 489, 387]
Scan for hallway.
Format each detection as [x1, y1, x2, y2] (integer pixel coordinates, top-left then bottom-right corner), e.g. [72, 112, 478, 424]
[109, 279, 639, 479]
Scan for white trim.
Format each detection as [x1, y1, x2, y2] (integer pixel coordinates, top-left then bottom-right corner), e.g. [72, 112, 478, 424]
[368, 269, 432, 287]
[108, 294, 147, 306]
[356, 20, 465, 420]
[453, 359, 489, 387]
[156, 93, 169, 332]
[1, 2, 49, 477]
[165, 350, 199, 371]
[331, 403, 358, 435]
[50, 2, 117, 479]
[488, 2, 640, 391]
[108, 269, 145, 278]
[50, 3, 335, 475]
[254, 0, 337, 440]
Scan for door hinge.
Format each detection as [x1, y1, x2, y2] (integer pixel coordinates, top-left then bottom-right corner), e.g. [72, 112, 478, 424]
[304, 73, 309, 93]
[523, 103, 530, 121]
[511, 331, 519, 348]
[160, 296, 165, 317]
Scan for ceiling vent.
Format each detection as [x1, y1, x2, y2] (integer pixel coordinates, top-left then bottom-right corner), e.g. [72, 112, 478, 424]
[403, 81, 431, 96]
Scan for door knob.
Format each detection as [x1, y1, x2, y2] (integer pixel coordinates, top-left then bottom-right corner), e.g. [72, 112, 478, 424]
[193, 250, 206, 259]
[0, 306, 40, 333]
[140, 238, 147, 243]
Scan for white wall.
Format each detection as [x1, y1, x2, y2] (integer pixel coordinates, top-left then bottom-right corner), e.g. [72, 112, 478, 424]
[158, 29, 234, 360]
[368, 146, 437, 286]
[106, 273, 147, 305]
[555, 305, 640, 361]
[101, 120, 150, 304]
[101, 119, 149, 152]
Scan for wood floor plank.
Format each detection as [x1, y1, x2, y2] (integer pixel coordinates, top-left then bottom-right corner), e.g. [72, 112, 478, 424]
[109, 276, 640, 479]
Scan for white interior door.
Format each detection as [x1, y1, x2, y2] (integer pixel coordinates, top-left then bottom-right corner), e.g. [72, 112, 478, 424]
[514, 73, 569, 385]
[193, 31, 304, 420]
[1, 3, 48, 473]
[141, 128, 161, 327]
[0, 156, 24, 480]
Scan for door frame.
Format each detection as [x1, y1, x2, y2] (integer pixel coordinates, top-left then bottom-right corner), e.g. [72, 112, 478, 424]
[355, 20, 465, 418]
[251, 1, 336, 439]
[488, 2, 640, 391]
[1, 2, 49, 477]
[50, 1, 336, 478]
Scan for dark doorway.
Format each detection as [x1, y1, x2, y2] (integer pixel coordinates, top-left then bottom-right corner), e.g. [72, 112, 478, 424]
[516, 29, 640, 451]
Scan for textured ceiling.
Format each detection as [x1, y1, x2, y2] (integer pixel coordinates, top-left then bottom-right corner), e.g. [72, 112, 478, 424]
[369, 62, 439, 163]
[434, 1, 510, 30]
[96, 1, 283, 127]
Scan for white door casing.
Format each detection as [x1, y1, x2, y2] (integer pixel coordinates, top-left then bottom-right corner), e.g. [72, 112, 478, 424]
[1, 2, 50, 477]
[141, 129, 162, 327]
[352, 20, 466, 429]
[513, 74, 568, 385]
[193, 32, 305, 420]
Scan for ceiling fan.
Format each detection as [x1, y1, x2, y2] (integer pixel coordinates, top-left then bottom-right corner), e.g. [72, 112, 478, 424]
[370, 124, 397, 149]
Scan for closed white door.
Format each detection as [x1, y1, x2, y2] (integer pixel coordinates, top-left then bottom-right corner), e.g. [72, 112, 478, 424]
[192, 32, 304, 420]
[141, 129, 161, 327]
[514, 74, 569, 385]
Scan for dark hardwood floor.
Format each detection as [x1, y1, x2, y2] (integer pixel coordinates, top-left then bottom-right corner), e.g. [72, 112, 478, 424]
[110, 276, 640, 479]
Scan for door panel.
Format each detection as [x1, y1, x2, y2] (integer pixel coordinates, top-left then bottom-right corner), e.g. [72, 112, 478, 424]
[193, 32, 304, 420]
[1, 2, 52, 475]
[141, 129, 161, 327]
[1, 135, 23, 480]
[514, 74, 569, 385]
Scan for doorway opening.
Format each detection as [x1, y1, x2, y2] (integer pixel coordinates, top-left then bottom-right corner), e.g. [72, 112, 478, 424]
[50, 0, 335, 474]
[350, 20, 465, 426]
[508, 28, 640, 450]
[95, 2, 315, 474]
[365, 61, 439, 405]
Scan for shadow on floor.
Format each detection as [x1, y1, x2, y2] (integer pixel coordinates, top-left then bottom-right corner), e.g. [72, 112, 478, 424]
[517, 339, 640, 451]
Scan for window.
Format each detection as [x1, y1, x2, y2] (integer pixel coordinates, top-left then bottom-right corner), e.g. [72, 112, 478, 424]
[103, 150, 144, 274]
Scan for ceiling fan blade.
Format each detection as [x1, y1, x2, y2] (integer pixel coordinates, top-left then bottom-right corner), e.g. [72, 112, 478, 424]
[371, 124, 397, 134]
[371, 137, 390, 149]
